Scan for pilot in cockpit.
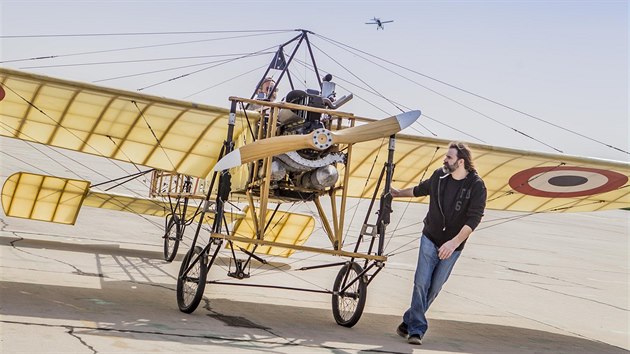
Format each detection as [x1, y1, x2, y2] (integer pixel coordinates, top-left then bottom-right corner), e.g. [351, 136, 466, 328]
[250, 77, 278, 112]
[257, 77, 277, 101]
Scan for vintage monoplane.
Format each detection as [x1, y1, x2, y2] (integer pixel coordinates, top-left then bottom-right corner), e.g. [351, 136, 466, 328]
[1, 30, 628, 327]
[366, 17, 394, 30]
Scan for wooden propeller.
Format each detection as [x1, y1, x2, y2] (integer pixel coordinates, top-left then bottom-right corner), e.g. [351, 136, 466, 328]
[213, 110, 421, 171]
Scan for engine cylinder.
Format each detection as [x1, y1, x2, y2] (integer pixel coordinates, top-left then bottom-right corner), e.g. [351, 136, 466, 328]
[270, 159, 287, 181]
[299, 165, 339, 190]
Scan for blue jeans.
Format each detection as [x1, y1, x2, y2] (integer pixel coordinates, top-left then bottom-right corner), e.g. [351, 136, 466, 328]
[403, 235, 461, 337]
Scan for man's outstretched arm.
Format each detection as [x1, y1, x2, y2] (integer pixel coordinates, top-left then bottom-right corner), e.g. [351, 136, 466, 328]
[390, 187, 415, 198]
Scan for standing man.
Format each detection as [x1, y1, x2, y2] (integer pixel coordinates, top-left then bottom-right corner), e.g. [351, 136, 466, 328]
[390, 142, 487, 345]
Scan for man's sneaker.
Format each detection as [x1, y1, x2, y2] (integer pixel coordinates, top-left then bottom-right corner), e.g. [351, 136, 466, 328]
[396, 322, 408, 338]
[408, 334, 422, 345]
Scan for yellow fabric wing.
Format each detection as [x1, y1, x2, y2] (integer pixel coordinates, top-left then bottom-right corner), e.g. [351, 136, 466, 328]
[84, 190, 173, 218]
[84, 190, 244, 223]
[342, 134, 629, 212]
[0, 68, 259, 179]
[2, 172, 89, 224]
[2, 172, 245, 225]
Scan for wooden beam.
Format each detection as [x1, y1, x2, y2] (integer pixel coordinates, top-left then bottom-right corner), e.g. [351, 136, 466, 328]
[213, 233, 387, 261]
[313, 196, 335, 245]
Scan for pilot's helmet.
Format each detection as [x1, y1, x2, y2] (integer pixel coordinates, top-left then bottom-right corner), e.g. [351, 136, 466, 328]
[257, 77, 277, 101]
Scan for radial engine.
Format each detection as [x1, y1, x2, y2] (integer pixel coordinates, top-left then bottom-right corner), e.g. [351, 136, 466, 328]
[268, 75, 353, 191]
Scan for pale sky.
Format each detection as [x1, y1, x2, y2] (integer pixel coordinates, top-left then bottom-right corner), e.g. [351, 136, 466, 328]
[1, 0, 628, 162]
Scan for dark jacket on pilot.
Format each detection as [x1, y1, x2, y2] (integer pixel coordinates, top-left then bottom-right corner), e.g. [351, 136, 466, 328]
[413, 168, 487, 251]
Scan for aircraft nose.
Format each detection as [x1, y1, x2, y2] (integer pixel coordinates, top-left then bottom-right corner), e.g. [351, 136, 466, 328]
[395, 110, 422, 130]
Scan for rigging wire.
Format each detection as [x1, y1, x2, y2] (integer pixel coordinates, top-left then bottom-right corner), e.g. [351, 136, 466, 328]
[183, 63, 268, 99]
[314, 33, 629, 156]
[291, 57, 391, 116]
[291, 57, 486, 142]
[241, 203, 328, 281]
[0, 84, 150, 189]
[105, 136, 151, 177]
[199, 210, 332, 291]
[314, 34, 561, 153]
[290, 58, 427, 138]
[0, 120, 148, 198]
[0, 83, 179, 229]
[136, 44, 282, 91]
[19, 52, 275, 69]
[309, 42, 405, 114]
[384, 198, 608, 258]
[93, 52, 271, 83]
[92, 168, 154, 190]
[0, 29, 294, 39]
[423, 114, 487, 143]
[342, 138, 389, 246]
[333, 81, 483, 141]
[1, 31, 292, 64]
[383, 147, 440, 252]
[287, 68, 308, 91]
[131, 101, 178, 171]
[223, 172, 367, 282]
[0, 136, 165, 230]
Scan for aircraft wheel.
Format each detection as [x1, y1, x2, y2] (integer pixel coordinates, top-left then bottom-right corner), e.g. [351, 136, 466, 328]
[332, 261, 367, 327]
[163, 214, 182, 262]
[176, 246, 207, 313]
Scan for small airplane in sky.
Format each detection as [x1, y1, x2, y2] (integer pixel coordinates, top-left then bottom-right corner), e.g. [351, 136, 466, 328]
[365, 17, 393, 30]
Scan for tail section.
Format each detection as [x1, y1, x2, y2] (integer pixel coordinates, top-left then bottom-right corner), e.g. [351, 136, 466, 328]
[2, 172, 90, 224]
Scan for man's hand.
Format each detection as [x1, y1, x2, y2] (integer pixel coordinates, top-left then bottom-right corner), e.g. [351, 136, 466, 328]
[390, 187, 401, 197]
[438, 239, 460, 260]
[439, 226, 473, 260]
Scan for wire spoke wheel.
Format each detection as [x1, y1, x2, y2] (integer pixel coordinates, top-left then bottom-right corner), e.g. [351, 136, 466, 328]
[176, 245, 207, 313]
[163, 214, 182, 262]
[332, 262, 367, 327]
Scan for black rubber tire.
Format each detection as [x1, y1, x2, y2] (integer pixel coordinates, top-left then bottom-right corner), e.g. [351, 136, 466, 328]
[163, 214, 181, 262]
[176, 246, 207, 313]
[332, 262, 367, 327]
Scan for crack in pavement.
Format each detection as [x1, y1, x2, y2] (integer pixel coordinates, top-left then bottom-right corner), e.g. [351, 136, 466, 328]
[128, 279, 176, 292]
[6, 231, 107, 279]
[468, 257, 627, 311]
[0, 218, 8, 232]
[503, 266, 599, 290]
[519, 281, 628, 312]
[469, 256, 600, 289]
[3, 226, 157, 248]
[1, 319, 406, 353]
[66, 325, 98, 354]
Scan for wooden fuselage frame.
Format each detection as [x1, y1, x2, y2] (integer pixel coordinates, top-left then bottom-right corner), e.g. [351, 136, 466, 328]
[212, 96, 388, 262]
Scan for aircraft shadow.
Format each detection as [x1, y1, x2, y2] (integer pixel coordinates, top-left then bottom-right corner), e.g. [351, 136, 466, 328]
[1, 233, 627, 353]
[0, 234, 291, 271]
[1, 278, 626, 354]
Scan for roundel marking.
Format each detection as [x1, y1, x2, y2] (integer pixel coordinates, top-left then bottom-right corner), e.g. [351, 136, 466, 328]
[509, 166, 628, 198]
[0, 86, 5, 102]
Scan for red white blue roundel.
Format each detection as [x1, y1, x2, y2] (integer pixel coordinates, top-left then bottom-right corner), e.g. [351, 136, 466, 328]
[509, 166, 628, 198]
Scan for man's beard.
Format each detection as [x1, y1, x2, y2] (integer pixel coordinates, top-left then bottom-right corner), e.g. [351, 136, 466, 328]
[442, 161, 457, 173]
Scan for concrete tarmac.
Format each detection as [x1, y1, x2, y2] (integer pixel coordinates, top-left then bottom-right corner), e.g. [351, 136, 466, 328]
[1, 137, 628, 353]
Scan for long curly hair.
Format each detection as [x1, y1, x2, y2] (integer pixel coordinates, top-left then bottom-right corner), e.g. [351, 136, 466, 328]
[449, 142, 475, 172]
